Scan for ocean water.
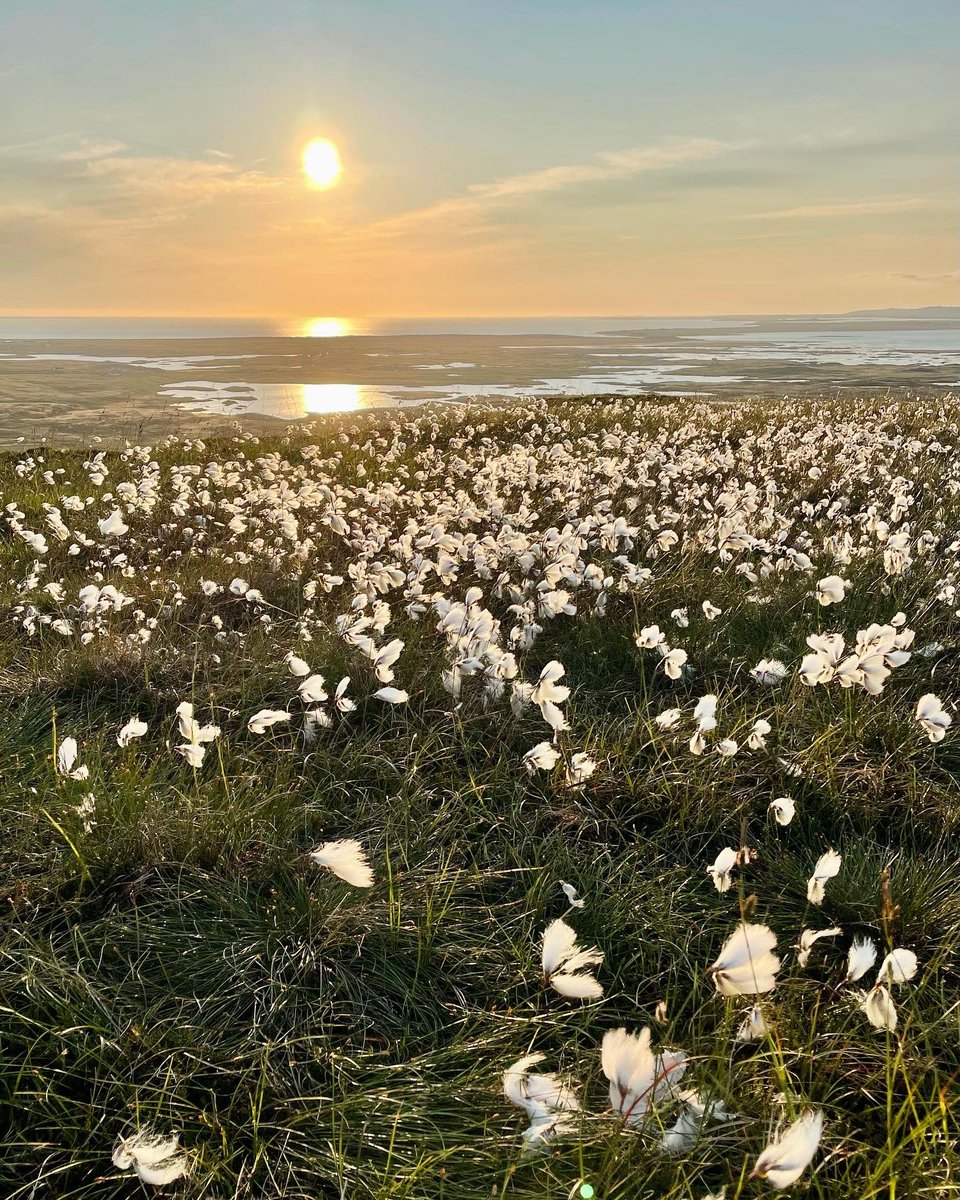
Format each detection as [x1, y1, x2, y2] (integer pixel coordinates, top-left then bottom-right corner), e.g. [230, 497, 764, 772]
[0, 314, 756, 340]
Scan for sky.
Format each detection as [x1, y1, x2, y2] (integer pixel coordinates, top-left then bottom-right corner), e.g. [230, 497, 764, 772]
[0, 0, 957, 319]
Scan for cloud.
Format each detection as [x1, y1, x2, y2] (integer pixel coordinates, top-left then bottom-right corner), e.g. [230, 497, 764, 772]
[893, 270, 960, 282]
[746, 197, 935, 220]
[60, 138, 129, 161]
[0, 133, 73, 158]
[351, 137, 748, 246]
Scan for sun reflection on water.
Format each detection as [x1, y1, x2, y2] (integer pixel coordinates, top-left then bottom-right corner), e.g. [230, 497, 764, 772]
[300, 317, 355, 338]
[300, 383, 363, 413]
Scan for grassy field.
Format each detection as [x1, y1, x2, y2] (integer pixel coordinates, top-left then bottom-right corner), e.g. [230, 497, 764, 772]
[1, 392, 959, 1198]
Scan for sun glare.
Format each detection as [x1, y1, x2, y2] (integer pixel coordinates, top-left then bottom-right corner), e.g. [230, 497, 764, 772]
[300, 383, 362, 414]
[301, 138, 342, 189]
[302, 317, 353, 338]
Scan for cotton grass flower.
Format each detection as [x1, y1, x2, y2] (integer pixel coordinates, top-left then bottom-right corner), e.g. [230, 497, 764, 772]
[503, 1053, 580, 1149]
[298, 673, 329, 703]
[373, 638, 404, 683]
[116, 716, 148, 748]
[709, 923, 780, 996]
[56, 736, 89, 780]
[860, 983, 898, 1031]
[333, 676, 356, 714]
[659, 1088, 737, 1153]
[734, 1003, 770, 1043]
[796, 926, 841, 968]
[659, 646, 688, 679]
[112, 1130, 188, 1186]
[707, 847, 739, 894]
[560, 881, 585, 909]
[247, 708, 291, 734]
[915, 693, 952, 742]
[807, 849, 842, 905]
[601, 1026, 687, 1126]
[845, 938, 878, 983]
[174, 700, 220, 766]
[635, 624, 665, 649]
[523, 741, 560, 774]
[98, 509, 128, 538]
[308, 838, 374, 887]
[541, 917, 603, 999]
[747, 718, 771, 749]
[693, 694, 718, 732]
[563, 751, 597, 788]
[654, 707, 681, 730]
[751, 658, 788, 685]
[879, 947, 918, 983]
[750, 1110, 823, 1188]
[373, 686, 409, 704]
[531, 660, 571, 733]
[768, 795, 795, 826]
[815, 574, 848, 606]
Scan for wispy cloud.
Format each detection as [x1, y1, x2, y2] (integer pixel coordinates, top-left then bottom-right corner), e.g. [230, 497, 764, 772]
[74, 153, 285, 222]
[361, 137, 749, 241]
[893, 270, 960, 283]
[60, 138, 130, 161]
[746, 197, 935, 220]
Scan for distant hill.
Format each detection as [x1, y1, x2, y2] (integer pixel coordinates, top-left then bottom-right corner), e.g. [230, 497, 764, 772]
[840, 305, 960, 319]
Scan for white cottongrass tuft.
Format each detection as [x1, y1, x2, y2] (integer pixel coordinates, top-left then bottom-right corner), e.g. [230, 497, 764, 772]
[373, 686, 409, 704]
[915, 693, 952, 742]
[709, 923, 780, 996]
[112, 1129, 188, 1186]
[796, 926, 842, 968]
[601, 1026, 687, 1126]
[707, 847, 739, 894]
[751, 658, 788, 685]
[541, 917, 603, 999]
[879, 947, 918, 984]
[768, 795, 795, 826]
[563, 751, 597, 788]
[56, 736, 89, 780]
[560, 881, 585, 909]
[734, 1003, 770, 1044]
[860, 983, 898, 1031]
[523, 741, 560, 774]
[806, 849, 842, 905]
[247, 709, 291, 734]
[98, 509, 129, 538]
[503, 1053, 580, 1148]
[750, 1109, 823, 1188]
[298, 674, 329, 703]
[845, 938, 878, 983]
[815, 574, 847, 606]
[308, 838, 374, 887]
[285, 652, 311, 677]
[117, 716, 148, 748]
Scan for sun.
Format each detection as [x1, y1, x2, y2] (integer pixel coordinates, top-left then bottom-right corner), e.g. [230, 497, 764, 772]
[301, 138, 342, 189]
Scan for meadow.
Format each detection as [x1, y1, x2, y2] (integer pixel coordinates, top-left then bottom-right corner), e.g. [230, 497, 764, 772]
[1, 391, 959, 1199]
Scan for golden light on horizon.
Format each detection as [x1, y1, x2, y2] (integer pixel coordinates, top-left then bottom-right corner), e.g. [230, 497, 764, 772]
[301, 138, 342, 189]
[300, 383, 362, 414]
[301, 316, 353, 337]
